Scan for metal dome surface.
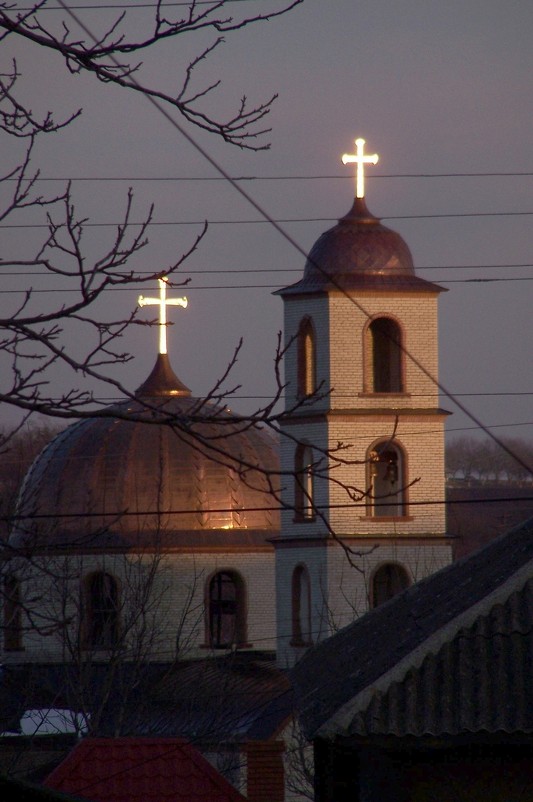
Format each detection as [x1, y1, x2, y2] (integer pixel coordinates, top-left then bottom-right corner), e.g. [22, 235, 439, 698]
[278, 197, 442, 296]
[12, 359, 280, 551]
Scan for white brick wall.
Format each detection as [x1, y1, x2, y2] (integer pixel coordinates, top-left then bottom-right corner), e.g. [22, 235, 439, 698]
[3, 548, 277, 663]
[277, 283, 452, 664]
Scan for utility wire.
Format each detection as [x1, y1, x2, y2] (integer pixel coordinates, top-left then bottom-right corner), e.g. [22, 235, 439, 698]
[19, 0, 268, 10]
[6, 494, 533, 523]
[2, 210, 533, 229]
[0, 263, 532, 275]
[1, 277, 532, 293]
[6, 171, 533, 181]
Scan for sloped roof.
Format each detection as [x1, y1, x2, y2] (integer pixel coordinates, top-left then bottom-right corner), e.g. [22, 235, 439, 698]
[44, 737, 247, 802]
[101, 653, 293, 742]
[291, 516, 533, 740]
[1, 654, 292, 744]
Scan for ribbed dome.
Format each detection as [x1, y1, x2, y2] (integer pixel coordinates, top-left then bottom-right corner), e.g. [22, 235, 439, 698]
[279, 197, 441, 296]
[12, 358, 280, 551]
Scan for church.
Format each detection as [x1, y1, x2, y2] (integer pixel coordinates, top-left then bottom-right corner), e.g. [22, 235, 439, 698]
[1, 139, 454, 794]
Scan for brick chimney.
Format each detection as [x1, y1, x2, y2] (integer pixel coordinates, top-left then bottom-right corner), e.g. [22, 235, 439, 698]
[245, 740, 285, 802]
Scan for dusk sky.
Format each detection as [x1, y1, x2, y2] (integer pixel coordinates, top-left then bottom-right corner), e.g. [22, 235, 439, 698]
[2, 0, 532, 444]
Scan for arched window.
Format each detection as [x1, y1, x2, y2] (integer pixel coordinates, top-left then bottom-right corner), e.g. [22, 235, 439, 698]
[367, 317, 403, 393]
[3, 575, 23, 652]
[208, 571, 246, 649]
[294, 444, 314, 521]
[297, 317, 316, 397]
[82, 572, 120, 650]
[291, 565, 312, 646]
[372, 563, 411, 608]
[368, 440, 407, 518]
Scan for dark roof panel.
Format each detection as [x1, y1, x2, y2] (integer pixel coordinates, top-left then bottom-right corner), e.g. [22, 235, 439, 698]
[291, 516, 533, 739]
[350, 579, 533, 737]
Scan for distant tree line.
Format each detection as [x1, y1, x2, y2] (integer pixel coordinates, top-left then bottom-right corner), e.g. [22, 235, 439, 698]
[446, 436, 533, 485]
[0, 423, 62, 539]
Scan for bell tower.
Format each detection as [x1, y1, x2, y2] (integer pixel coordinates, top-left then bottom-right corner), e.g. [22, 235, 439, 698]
[275, 139, 452, 666]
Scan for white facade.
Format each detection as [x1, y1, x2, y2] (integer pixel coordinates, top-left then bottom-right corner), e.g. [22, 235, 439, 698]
[276, 201, 453, 667]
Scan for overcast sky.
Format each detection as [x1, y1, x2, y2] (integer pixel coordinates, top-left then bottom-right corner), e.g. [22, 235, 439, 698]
[2, 0, 532, 443]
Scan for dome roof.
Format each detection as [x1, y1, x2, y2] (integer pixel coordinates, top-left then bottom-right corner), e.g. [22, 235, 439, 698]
[12, 356, 280, 551]
[278, 197, 443, 296]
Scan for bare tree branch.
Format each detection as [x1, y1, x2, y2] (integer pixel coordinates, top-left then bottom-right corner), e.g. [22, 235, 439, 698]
[0, 0, 305, 150]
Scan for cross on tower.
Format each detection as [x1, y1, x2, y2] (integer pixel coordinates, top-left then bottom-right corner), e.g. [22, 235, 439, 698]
[138, 277, 188, 355]
[341, 137, 379, 199]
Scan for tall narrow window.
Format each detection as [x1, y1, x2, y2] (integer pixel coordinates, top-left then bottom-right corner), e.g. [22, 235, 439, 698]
[208, 571, 246, 649]
[297, 317, 316, 397]
[295, 444, 314, 521]
[3, 575, 23, 652]
[82, 572, 120, 650]
[367, 317, 403, 393]
[291, 565, 312, 646]
[368, 441, 406, 518]
[372, 563, 410, 608]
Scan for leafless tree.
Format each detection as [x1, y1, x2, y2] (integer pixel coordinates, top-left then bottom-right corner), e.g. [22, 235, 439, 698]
[0, 1, 307, 420]
[446, 435, 533, 485]
[0, 423, 61, 540]
[0, 1, 304, 151]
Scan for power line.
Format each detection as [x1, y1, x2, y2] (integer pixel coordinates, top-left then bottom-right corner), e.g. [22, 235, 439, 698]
[1, 276, 533, 293]
[6, 493, 533, 523]
[2, 210, 533, 229]
[6, 171, 533, 181]
[17, 0, 267, 10]
[1, 263, 532, 276]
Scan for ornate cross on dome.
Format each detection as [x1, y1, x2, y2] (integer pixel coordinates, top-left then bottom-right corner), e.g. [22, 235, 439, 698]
[138, 277, 188, 355]
[341, 137, 379, 199]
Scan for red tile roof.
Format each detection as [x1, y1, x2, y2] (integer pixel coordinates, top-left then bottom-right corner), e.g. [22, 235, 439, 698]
[44, 737, 247, 802]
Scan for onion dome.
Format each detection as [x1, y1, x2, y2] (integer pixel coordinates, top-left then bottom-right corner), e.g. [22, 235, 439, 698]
[278, 196, 443, 296]
[11, 355, 280, 552]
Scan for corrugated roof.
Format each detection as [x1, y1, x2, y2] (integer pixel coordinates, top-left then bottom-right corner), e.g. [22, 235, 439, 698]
[291, 516, 533, 740]
[44, 737, 247, 802]
[350, 579, 533, 737]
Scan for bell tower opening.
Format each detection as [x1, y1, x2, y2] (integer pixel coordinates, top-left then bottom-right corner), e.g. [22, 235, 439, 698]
[368, 441, 407, 518]
[366, 316, 403, 393]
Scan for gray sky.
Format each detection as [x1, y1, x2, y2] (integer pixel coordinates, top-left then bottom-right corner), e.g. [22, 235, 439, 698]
[2, 0, 532, 442]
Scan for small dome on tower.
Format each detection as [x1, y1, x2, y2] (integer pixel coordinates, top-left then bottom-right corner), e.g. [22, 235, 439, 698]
[279, 197, 440, 296]
[306, 196, 414, 279]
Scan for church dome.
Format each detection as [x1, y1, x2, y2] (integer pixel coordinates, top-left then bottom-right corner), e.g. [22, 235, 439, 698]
[279, 197, 441, 295]
[12, 355, 280, 551]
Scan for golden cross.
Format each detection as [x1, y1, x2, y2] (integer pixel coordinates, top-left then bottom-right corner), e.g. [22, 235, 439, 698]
[341, 137, 379, 198]
[138, 277, 188, 355]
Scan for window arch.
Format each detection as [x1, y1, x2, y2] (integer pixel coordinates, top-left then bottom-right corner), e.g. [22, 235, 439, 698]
[208, 571, 247, 649]
[291, 565, 312, 646]
[372, 562, 411, 608]
[294, 444, 314, 521]
[82, 571, 120, 650]
[3, 575, 23, 652]
[366, 316, 404, 393]
[367, 440, 407, 518]
[297, 317, 316, 397]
